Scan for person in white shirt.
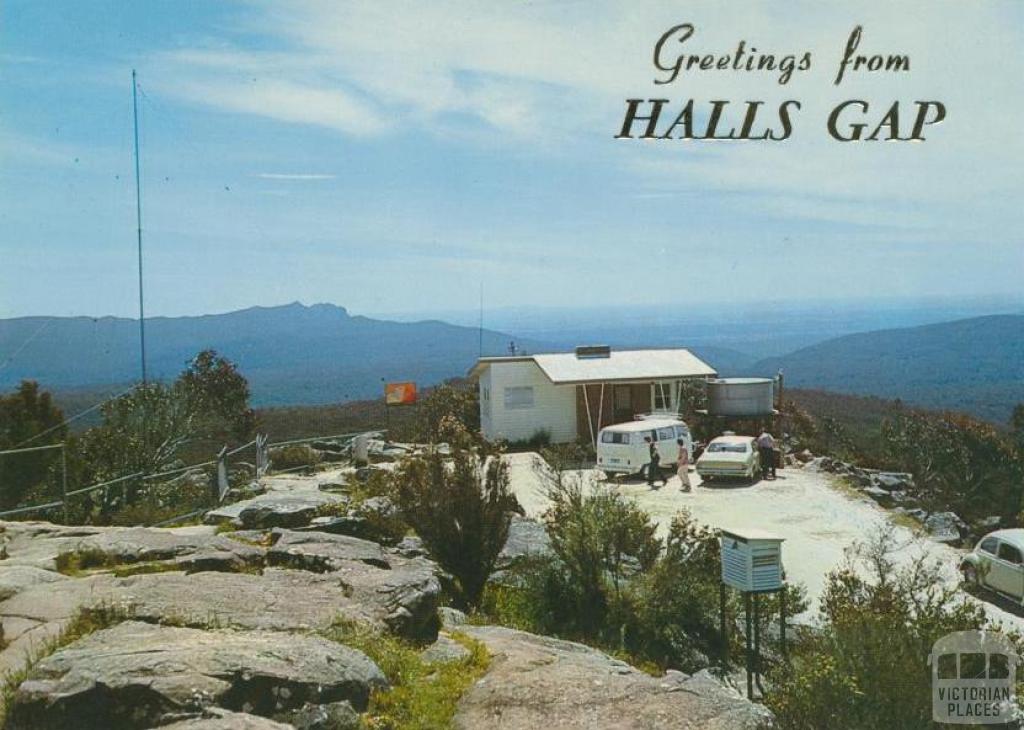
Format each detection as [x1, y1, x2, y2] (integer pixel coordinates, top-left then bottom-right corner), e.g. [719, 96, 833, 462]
[676, 438, 691, 492]
[756, 430, 776, 480]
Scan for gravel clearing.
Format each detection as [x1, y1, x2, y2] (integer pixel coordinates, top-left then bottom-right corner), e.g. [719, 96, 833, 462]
[503, 452, 1024, 631]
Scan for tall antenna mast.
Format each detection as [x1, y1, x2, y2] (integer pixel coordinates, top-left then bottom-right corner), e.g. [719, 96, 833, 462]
[132, 69, 147, 385]
[478, 282, 483, 357]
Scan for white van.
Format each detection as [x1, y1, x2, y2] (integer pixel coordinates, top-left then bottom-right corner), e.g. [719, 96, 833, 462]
[596, 417, 693, 476]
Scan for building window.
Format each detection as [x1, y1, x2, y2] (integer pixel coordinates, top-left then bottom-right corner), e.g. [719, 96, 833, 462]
[652, 381, 677, 411]
[504, 386, 534, 410]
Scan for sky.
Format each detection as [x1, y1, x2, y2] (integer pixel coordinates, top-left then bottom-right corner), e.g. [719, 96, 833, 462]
[1, 1, 1022, 320]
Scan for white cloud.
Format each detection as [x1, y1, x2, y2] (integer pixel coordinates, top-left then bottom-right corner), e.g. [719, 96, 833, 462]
[256, 173, 335, 180]
[141, 1, 1023, 235]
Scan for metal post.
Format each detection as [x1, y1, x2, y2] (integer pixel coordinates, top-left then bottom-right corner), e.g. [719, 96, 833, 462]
[720, 582, 729, 671]
[780, 585, 788, 660]
[132, 69, 147, 386]
[61, 443, 68, 524]
[753, 592, 765, 696]
[744, 592, 753, 700]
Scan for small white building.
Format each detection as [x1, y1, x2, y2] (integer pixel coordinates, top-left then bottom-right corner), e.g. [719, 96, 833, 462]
[468, 346, 717, 444]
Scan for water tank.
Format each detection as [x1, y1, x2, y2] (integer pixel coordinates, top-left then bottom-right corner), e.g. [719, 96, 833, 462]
[706, 378, 774, 417]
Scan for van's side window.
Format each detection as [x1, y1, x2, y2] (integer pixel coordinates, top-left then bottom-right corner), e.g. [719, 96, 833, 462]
[980, 538, 998, 554]
[657, 427, 675, 441]
[674, 425, 689, 439]
[998, 543, 1022, 565]
[601, 431, 631, 445]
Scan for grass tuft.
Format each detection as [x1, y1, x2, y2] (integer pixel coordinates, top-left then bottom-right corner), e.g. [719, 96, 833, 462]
[323, 617, 489, 730]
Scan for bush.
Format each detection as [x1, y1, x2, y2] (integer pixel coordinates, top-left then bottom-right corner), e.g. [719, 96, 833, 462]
[412, 384, 480, 444]
[506, 429, 551, 451]
[767, 526, 993, 729]
[394, 447, 518, 607]
[268, 444, 321, 471]
[881, 410, 1024, 521]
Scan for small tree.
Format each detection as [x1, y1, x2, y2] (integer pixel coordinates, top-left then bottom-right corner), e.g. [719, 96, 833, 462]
[177, 349, 256, 442]
[1011, 403, 1024, 452]
[0, 381, 66, 508]
[413, 383, 480, 444]
[394, 446, 517, 607]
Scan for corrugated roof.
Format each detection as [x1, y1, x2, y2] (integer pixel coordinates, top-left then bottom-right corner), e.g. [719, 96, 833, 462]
[470, 348, 716, 383]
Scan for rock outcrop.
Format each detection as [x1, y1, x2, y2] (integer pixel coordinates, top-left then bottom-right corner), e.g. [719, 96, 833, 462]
[6, 621, 385, 729]
[454, 626, 771, 730]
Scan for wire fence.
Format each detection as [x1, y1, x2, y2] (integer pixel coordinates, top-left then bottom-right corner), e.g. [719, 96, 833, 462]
[0, 429, 383, 527]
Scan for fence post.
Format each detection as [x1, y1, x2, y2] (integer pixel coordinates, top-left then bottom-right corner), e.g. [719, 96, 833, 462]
[216, 446, 229, 503]
[61, 443, 68, 524]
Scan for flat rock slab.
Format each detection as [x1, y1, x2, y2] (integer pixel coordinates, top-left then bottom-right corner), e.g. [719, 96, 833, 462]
[268, 529, 390, 570]
[0, 565, 68, 601]
[205, 491, 344, 529]
[160, 709, 294, 729]
[6, 621, 386, 730]
[74, 527, 265, 568]
[0, 562, 439, 640]
[0, 522, 229, 572]
[454, 626, 772, 730]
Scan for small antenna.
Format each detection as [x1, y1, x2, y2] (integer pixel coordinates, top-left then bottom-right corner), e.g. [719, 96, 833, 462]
[478, 281, 484, 357]
[132, 69, 147, 385]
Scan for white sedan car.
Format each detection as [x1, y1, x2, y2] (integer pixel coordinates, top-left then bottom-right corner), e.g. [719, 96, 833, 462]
[695, 435, 760, 482]
[960, 529, 1024, 600]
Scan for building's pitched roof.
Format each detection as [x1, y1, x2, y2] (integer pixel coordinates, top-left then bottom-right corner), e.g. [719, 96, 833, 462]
[469, 348, 717, 384]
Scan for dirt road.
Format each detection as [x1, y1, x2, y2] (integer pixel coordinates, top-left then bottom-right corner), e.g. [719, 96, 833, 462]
[503, 452, 1024, 631]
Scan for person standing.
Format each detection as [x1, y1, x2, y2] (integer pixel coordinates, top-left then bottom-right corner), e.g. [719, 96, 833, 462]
[676, 437, 691, 492]
[645, 434, 663, 487]
[756, 430, 776, 480]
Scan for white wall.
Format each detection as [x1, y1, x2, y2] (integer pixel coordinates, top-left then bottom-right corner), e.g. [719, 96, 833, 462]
[480, 360, 577, 443]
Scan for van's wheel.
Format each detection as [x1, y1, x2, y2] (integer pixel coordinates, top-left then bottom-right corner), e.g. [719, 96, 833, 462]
[962, 564, 980, 588]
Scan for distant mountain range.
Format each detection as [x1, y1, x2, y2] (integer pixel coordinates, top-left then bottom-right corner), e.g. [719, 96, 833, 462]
[753, 315, 1024, 424]
[1, 305, 1020, 423]
[0, 303, 543, 406]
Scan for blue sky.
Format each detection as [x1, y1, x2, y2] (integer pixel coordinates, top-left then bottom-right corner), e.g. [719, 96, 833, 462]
[1, 1, 1022, 320]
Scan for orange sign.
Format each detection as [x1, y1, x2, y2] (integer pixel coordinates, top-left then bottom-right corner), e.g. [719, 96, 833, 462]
[384, 381, 417, 406]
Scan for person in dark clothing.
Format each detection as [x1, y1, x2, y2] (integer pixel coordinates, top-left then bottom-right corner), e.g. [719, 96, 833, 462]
[756, 430, 777, 479]
[645, 434, 663, 487]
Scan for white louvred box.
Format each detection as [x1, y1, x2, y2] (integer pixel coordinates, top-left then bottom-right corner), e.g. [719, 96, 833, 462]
[720, 528, 784, 593]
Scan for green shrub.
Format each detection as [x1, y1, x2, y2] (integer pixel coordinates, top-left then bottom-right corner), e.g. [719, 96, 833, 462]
[506, 429, 551, 451]
[767, 526, 994, 729]
[269, 444, 322, 471]
[394, 447, 517, 607]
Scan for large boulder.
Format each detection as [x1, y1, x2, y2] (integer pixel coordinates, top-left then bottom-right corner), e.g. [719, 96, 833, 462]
[268, 529, 390, 570]
[496, 516, 552, 570]
[6, 621, 386, 729]
[206, 492, 345, 529]
[454, 626, 771, 729]
[872, 472, 914, 492]
[924, 512, 967, 544]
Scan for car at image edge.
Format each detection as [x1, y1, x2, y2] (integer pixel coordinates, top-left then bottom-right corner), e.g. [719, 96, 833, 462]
[960, 529, 1024, 601]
